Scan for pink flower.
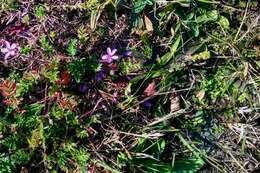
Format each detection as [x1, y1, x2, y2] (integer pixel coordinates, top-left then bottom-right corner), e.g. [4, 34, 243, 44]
[101, 47, 119, 63]
[1, 41, 20, 61]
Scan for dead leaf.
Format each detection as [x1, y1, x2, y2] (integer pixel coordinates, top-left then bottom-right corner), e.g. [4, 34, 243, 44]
[170, 89, 180, 112]
[196, 90, 205, 101]
[20, 167, 28, 173]
[144, 82, 156, 97]
[144, 15, 153, 32]
[243, 62, 248, 79]
[226, 123, 233, 129]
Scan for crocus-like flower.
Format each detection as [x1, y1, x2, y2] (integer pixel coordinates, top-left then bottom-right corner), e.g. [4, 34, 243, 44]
[143, 100, 153, 109]
[95, 70, 105, 83]
[79, 83, 89, 93]
[124, 50, 132, 57]
[0, 41, 20, 60]
[101, 47, 119, 63]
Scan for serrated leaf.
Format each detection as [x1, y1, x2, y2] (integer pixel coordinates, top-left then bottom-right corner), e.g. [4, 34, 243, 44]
[207, 10, 218, 21]
[27, 121, 44, 150]
[0, 80, 16, 97]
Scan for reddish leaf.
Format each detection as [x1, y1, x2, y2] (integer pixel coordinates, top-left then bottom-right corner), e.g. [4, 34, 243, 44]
[7, 24, 26, 35]
[57, 71, 71, 85]
[58, 98, 76, 110]
[108, 63, 118, 71]
[58, 99, 70, 109]
[0, 80, 16, 97]
[144, 81, 156, 97]
[3, 99, 12, 106]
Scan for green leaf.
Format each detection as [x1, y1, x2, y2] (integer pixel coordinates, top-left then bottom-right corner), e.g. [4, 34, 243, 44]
[173, 134, 205, 172]
[67, 39, 77, 56]
[90, 1, 112, 30]
[132, 158, 173, 173]
[133, 0, 154, 14]
[72, 148, 90, 168]
[35, 5, 46, 20]
[192, 50, 210, 61]
[158, 36, 181, 66]
[173, 157, 205, 173]
[196, 10, 218, 24]
[10, 150, 31, 165]
[218, 16, 230, 29]
[43, 59, 59, 83]
[207, 10, 218, 21]
[130, 13, 144, 32]
[27, 121, 45, 150]
[157, 139, 166, 153]
[39, 35, 54, 55]
[191, 24, 200, 37]
[68, 57, 99, 83]
[20, 45, 32, 55]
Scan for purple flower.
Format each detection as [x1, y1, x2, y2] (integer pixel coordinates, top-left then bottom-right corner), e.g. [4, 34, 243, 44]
[124, 50, 132, 57]
[95, 70, 105, 82]
[79, 83, 89, 93]
[101, 47, 119, 63]
[143, 100, 153, 109]
[0, 41, 20, 61]
[127, 76, 133, 80]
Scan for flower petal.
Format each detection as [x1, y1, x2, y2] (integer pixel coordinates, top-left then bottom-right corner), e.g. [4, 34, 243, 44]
[106, 57, 113, 63]
[101, 56, 113, 63]
[102, 55, 109, 60]
[5, 41, 10, 49]
[111, 48, 117, 55]
[107, 47, 112, 55]
[9, 50, 16, 56]
[111, 55, 119, 60]
[5, 52, 11, 59]
[1, 48, 9, 54]
[10, 43, 17, 49]
[124, 50, 132, 57]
